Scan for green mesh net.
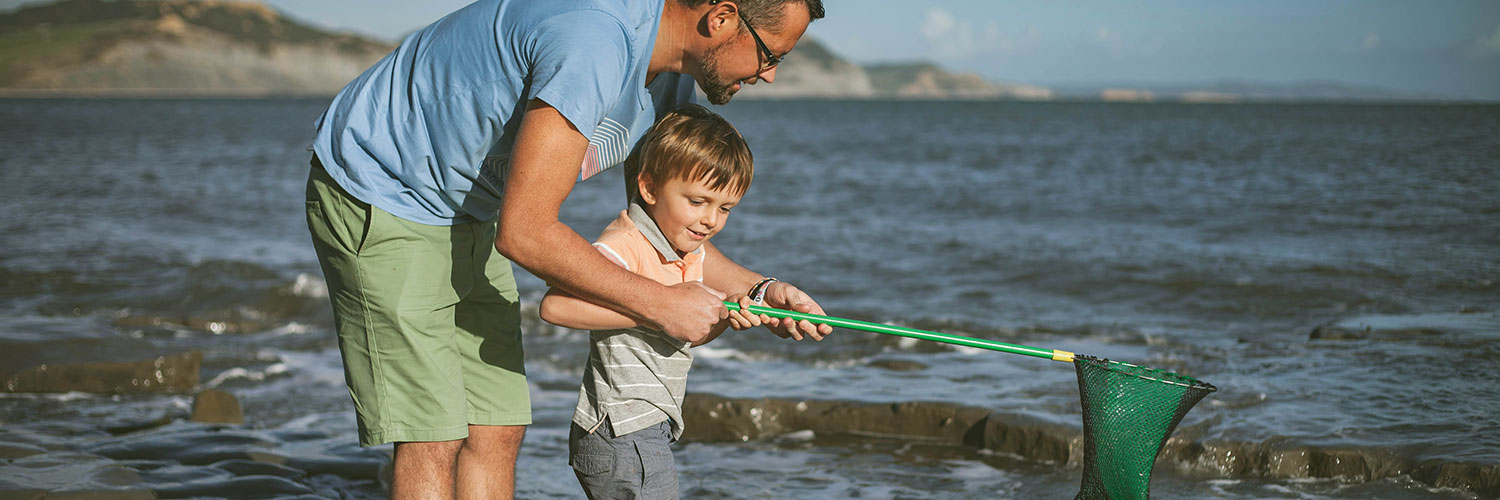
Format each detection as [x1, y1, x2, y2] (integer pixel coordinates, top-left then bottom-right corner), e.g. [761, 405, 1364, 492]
[1074, 355, 1217, 500]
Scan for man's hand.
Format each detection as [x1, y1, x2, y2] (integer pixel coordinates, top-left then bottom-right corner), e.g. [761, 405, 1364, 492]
[760, 282, 833, 341]
[651, 282, 728, 345]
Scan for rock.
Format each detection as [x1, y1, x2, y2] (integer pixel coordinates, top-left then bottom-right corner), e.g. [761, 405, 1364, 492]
[1413, 461, 1500, 497]
[2, 351, 201, 394]
[680, 392, 1500, 494]
[25, 490, 156, 499]
[980, 412, 1079, 464]
[191, 390, 243, 425]
[88, 428, 280, 466]
[153, 475, 314, 499]
[0, 442, 47, 460]
[817, 401, 990, 444]
[0, 452, 149, 499]
[209, 459, 304, 479]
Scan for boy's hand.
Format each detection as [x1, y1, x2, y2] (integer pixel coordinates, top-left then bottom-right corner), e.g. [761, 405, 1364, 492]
[726, 293, 765, 331]
[654, 282, 727, 344]
[760, 282, 834, 341]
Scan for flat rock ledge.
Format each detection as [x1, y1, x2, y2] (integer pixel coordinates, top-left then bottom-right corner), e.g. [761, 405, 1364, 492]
[2, 351, 201, 394]
[680, 393, 1499, 496]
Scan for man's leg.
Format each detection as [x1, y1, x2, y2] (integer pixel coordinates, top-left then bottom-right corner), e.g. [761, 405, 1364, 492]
[306, 161, 477, 497]
[457, 424, 526, 499]
[452, 219, 532, 499]
[392, 440, 463, 500]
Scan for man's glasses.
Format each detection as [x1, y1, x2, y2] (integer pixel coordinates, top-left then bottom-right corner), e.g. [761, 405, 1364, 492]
[739, 13, 781, 71]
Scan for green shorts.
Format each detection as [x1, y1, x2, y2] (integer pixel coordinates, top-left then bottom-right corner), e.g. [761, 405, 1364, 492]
[305, 158, 530, 446]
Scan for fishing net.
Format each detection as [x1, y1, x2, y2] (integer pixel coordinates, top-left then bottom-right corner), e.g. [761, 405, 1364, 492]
[1074, 355, 1218, 500]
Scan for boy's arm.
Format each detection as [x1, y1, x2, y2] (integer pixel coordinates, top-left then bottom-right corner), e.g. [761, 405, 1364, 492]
[496, 100, 727, 343]
[701, 241, 835, 341]
[539, 287, 641, 331]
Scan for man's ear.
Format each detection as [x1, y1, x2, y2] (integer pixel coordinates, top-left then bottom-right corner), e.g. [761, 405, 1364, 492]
[704, 0, 739, 38]
[637, 175, 658, 206]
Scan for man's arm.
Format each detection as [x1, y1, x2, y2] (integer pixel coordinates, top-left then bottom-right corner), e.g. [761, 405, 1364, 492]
[702, 241, 834, 341]
[495, 100, 727, 344]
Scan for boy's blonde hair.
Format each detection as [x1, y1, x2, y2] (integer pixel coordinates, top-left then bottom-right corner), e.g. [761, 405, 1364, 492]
[627, 104, 753, 199]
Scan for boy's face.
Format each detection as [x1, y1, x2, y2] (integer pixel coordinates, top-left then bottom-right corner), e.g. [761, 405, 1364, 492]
[639, 174, 743, 256]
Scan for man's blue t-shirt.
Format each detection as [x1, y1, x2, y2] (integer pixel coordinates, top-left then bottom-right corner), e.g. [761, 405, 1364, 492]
[312, 0, 697, 225]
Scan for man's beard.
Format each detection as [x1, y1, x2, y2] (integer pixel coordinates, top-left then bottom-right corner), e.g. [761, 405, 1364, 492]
[697, 43, 739, 105]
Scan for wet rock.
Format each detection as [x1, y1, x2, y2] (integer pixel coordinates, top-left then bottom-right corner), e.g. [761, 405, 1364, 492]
[0, 442, 48, 460]
[22, 491, 155, 499]
[88, 428, 281, 466]
[679, 394, 803, 441]
[1412, 460, 1500, 497]
[284, 456, 385, 481]
[819, 401, 991, 444]
[1171, 439, 1418, 484]
[979, 412, 1079, 464]
[2, 351, 201, 394]
[684, 394, 1011, 449]
[1305, 448, 1410, 480]
[0, 452, 150, 499]
[209, 459, 304, 479]
[190, 390, 243, 425]
[153, 474, 314, 499]
[103, 414, 178, 436]
[682, 393, 1500, 494]
[0, 489, 44, 500]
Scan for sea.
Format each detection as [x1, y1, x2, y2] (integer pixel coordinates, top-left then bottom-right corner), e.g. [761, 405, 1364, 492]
[1, 97, 1497, 499]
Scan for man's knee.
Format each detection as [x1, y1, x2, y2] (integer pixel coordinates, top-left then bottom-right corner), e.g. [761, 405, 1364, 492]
[395, 439, 464, 465]
[462, 425, 526, 456]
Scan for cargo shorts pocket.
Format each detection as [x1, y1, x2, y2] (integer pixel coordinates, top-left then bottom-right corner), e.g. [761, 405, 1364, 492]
[570, 452, 613, 477]
[636, 439, 678, 497]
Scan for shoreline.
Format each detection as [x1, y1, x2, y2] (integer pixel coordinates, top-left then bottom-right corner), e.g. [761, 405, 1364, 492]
[2, 88, 1496, 106]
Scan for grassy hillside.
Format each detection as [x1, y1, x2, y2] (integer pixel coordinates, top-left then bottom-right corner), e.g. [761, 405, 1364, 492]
[0, 0, 392, 94]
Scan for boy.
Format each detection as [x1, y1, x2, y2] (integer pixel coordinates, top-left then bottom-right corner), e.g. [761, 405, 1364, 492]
[539, 104, 790, 498]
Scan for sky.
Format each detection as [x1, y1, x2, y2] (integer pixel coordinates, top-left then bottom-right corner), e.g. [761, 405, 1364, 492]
[4, 0, 1498, 100]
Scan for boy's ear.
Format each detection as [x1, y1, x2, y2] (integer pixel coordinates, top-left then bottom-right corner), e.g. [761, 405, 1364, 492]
[637, 175, 657, 206]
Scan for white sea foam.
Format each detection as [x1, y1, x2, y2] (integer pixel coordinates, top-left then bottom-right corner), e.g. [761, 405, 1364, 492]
[692, 344, 753, 361]
[288, 273, 327, 298]
[203, 366, 266, 387]
[265, 321, 314, 336]
[0, 391, 96, 402]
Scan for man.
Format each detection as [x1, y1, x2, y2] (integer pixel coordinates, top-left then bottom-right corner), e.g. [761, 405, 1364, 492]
[305, 0, 832, 498]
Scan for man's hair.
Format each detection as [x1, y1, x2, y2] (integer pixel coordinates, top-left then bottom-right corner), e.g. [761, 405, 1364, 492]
[628, 104, 753, 199]
[681, 0, 826, 31]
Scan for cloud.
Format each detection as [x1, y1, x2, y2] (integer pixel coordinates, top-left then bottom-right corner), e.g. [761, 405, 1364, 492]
[1472, 25, 1500, 58]
[1094, 26, 1162, 58]
[919, 8, 1041, 61]
[1361, 33, 1380, 52]
[920, 8, 977, 59]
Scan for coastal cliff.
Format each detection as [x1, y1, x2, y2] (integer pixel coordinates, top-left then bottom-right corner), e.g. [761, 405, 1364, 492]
[0, 0, 392, 95]
[0, 0, 1046, 99]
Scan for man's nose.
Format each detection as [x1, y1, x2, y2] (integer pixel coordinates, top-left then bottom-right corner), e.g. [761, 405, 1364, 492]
[749, 66, 777, 85]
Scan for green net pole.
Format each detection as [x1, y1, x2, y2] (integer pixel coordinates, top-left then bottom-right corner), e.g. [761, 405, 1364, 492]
[724, 302, 1076, 363]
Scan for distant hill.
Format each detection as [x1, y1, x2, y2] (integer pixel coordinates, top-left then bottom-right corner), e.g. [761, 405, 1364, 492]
[0, 0, 1050, 100]
[0, 0, 392, 95]
[736, 40, 1056, 100]
[0, 0, 1441, 102]
[863, 62, 1053, 100]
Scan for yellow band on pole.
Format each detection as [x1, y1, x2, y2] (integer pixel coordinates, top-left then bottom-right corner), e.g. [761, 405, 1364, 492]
[1052, 350, 1075, 363]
